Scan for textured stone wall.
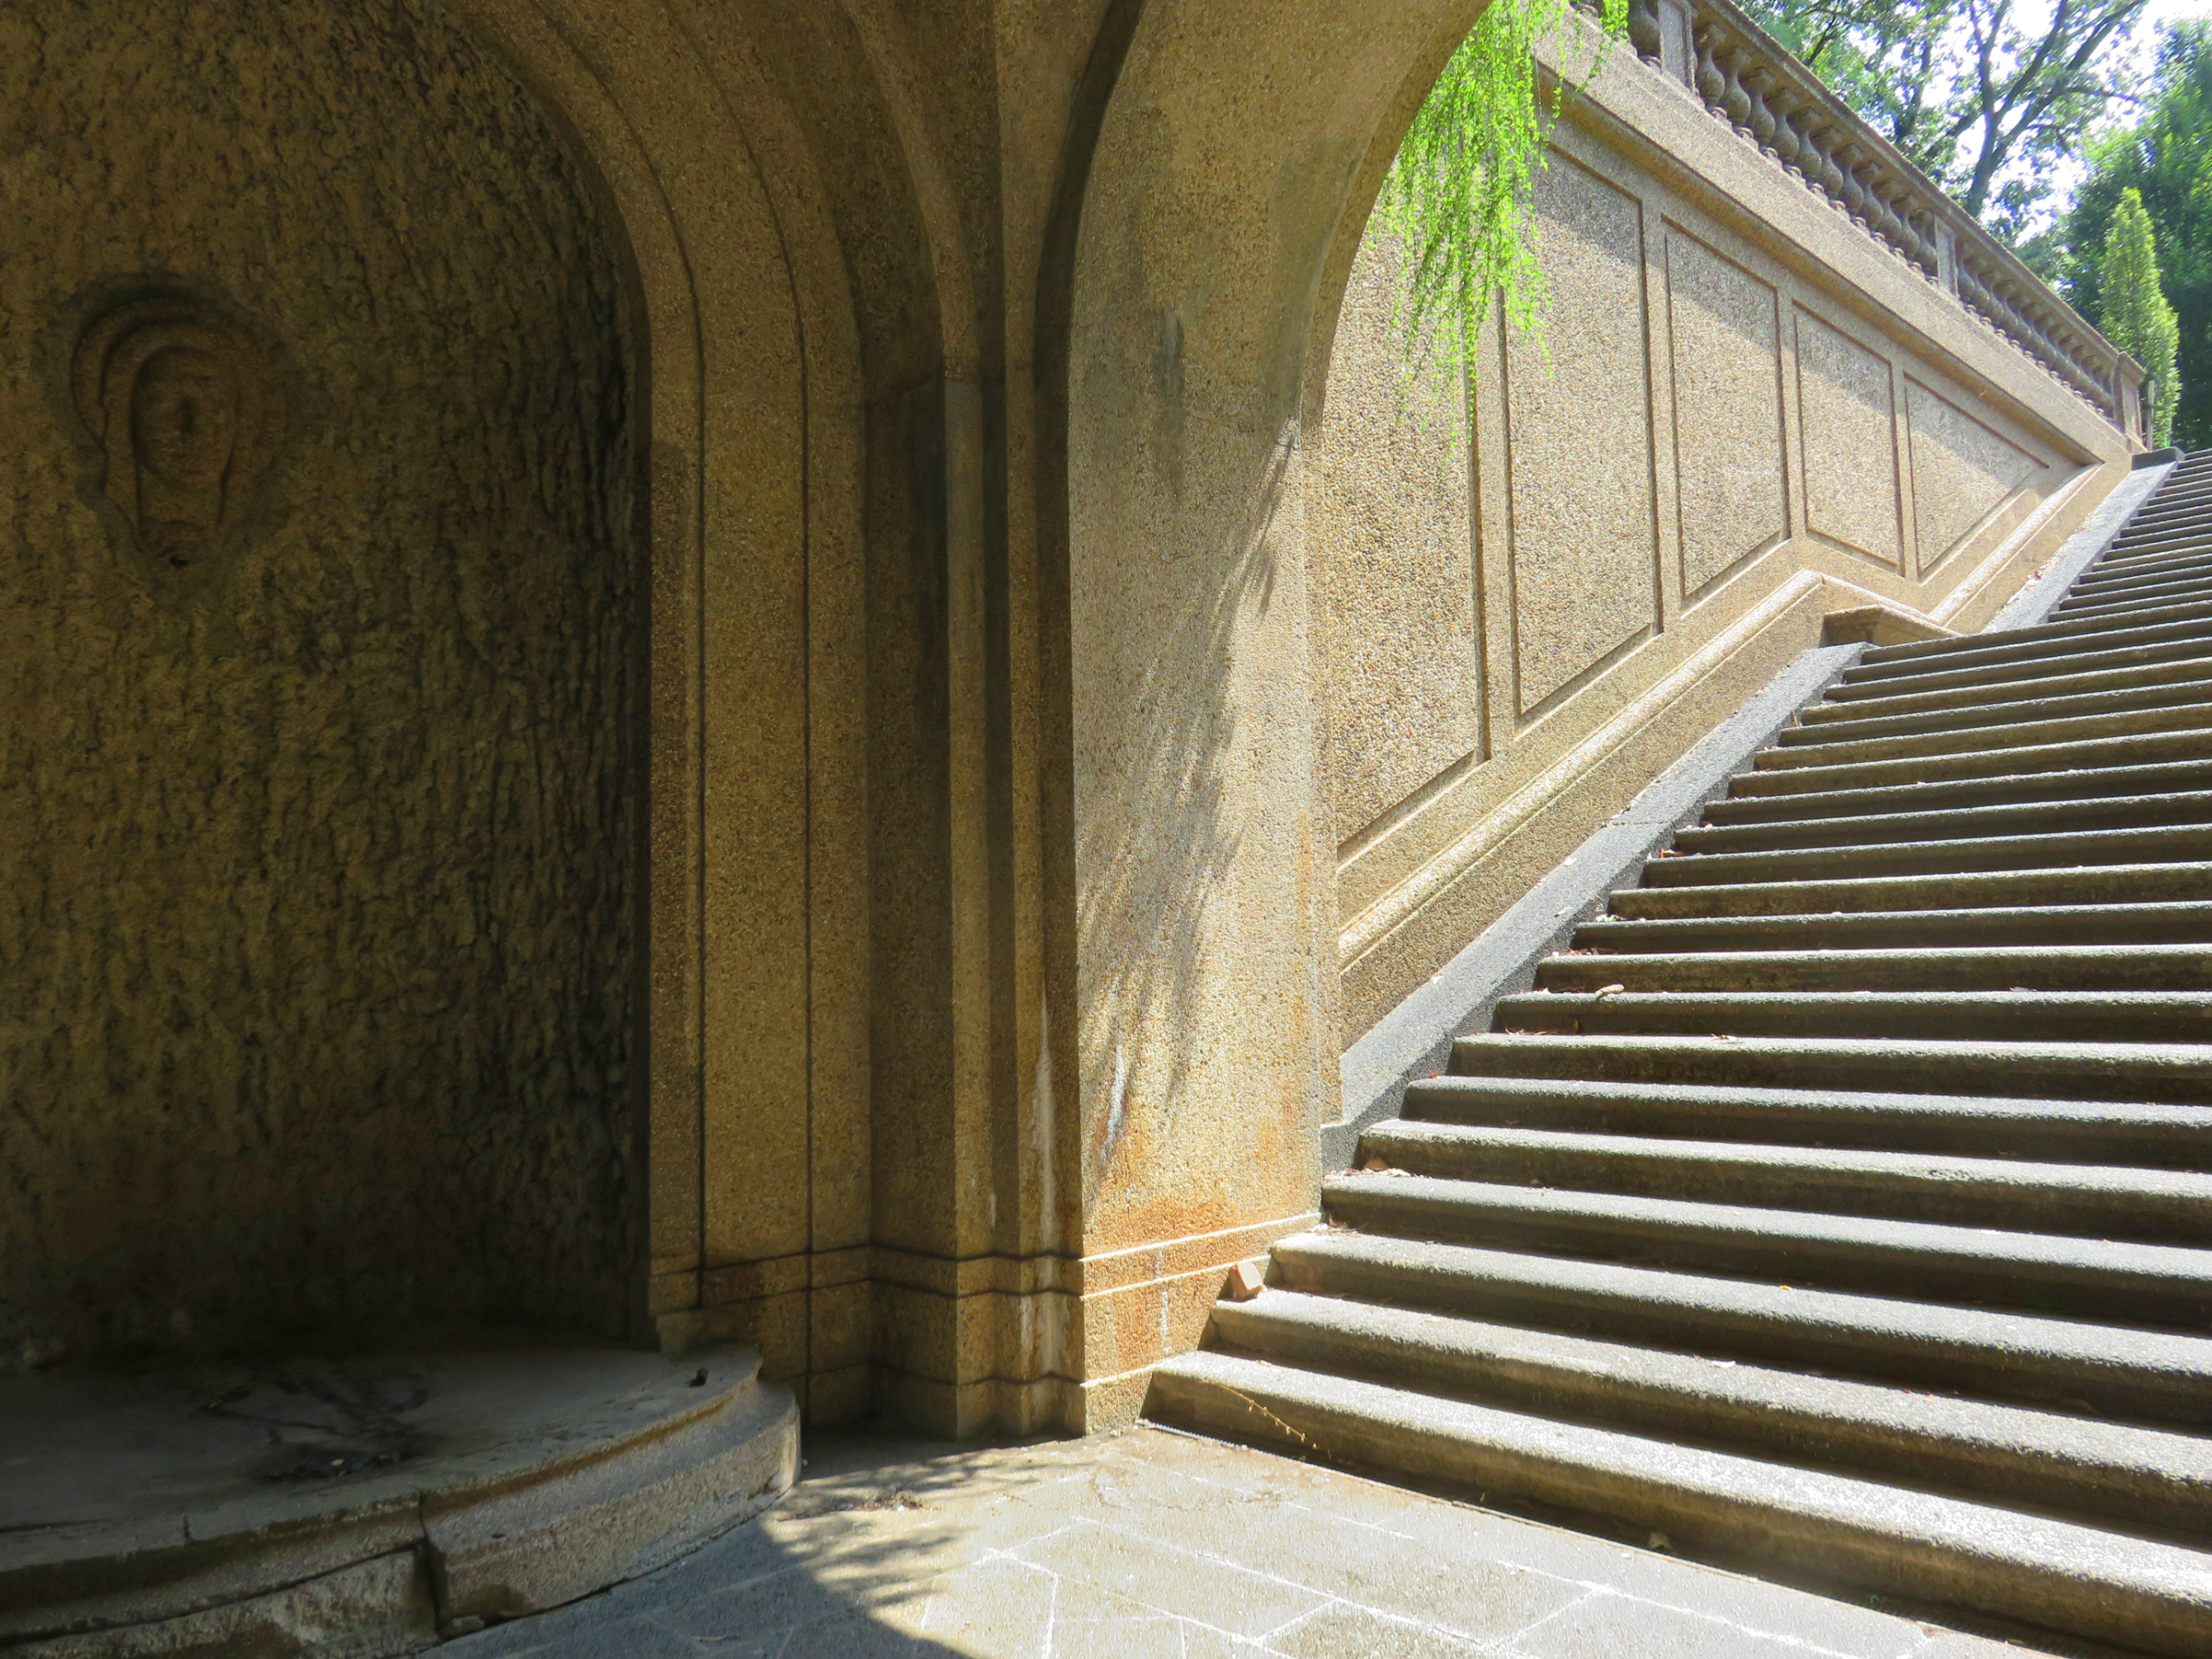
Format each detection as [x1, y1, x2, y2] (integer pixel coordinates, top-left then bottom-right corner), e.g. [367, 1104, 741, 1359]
[1318, 103, 2096, 1041]
[0, 0, 638, 1367]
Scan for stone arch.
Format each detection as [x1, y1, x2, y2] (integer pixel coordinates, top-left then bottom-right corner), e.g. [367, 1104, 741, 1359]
[454, 0, 978, 1418]
[1053, 0, 1493, 1277]
[0, 0, 947, 1380]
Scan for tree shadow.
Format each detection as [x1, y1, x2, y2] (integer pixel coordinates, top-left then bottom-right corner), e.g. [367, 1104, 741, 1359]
[442, 1429, 1080, 1658]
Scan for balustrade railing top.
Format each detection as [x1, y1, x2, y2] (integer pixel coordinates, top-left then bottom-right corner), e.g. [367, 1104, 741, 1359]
[1594, 0, 2147, 438]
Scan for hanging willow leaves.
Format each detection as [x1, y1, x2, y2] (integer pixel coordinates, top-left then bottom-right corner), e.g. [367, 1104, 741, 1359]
[1377, 0, 1628, 383]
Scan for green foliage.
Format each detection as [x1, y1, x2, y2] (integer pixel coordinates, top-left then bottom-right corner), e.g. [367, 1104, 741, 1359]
[2063, 22, 2212, 448]
[1739, 0, 2150, 230]
[2099, 187, 2182, 445]
[1376, 0, 1626, 383]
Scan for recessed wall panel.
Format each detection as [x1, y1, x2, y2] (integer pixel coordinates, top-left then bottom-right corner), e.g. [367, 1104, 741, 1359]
[1310, 229, 1479, 846]
[1505, 157, 1656, 716]
[1795, 308, 1902, 564]
[1906, 378, 2044, 572]
[1667, 230, 1787, 597]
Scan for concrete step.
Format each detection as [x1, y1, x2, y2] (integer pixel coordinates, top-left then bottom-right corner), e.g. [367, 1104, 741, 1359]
[2060, 577, 2212, 618]
[1641, 823, 2212, 884]
[1704, 759, 2212, 824]
[1447, 1031, 2212, 1103]
[1267, 1228, 2212, 1422]
[1319, 1173, 2212, 1320]
[1147, 1350, 2212, 1657]
[1612, 861, 2212, 918]
[1671, 790, 2212, 853]
[1798, 657, 2212, 726]
[1778, 679, 2212, 744]
[1730, 728, 2212, 796]
[1534, 943, 2212, 993]
[2105, 528, 2212, 559]
[2084, 526, 2212, 561]
[2057, 576, 2212, 619]
[1353, 1122, 2212, 1242]
[1490, 987, 2212, 1043]
[1571, 901, 2212, 953]
[1757, 701, 2212, 771]
[1159, 458, 2212, 1657]
[1203, 1292, 2212, 1536]
[1840, 628, 2212, 699]
[1399, 1074, 2212, 1168]
[1850, 605, 2212, 679]
[1822, 634, 2212, 704]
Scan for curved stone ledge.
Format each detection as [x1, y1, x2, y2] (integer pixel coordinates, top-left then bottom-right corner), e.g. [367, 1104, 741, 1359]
[0, 1342, 797, 1655]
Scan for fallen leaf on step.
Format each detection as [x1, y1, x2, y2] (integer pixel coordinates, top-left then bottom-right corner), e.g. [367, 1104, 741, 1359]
[1593, 982, 1627, 999]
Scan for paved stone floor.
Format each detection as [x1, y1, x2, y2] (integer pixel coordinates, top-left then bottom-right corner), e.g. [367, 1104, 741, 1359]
[446, 1423, 2083, 1659]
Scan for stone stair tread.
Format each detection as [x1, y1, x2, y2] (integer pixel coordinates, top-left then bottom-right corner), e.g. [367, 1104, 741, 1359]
[1831, 635, 2212, 700]
[1855, 603, 2212, 671]
[1316, 1171, 2212, 1311]
[1268, 1229, 2212, 1416]
[1400, 1074, 2212, 1165]
[1353, 1123, 2212, 1238]
[1204, 1291, 2212, 1534]
[1802, 662, 2212, 724]
[1758, 700, 2212, 768]
[1147, 1351, 2212, 1657]
[1489, 986, 2212, 1041]
[1730, 729, 2212, 795]
[1705, 760, 2212, 822]
[1535, 943, 2212, 992]
[1572, 900, 2212, 950]
[1673, 793, 2212, 853]
[1448, 1030, 2212, 1102]
[1780, 682, 2212, 743]
[1641, 824, 2212, 883]
[1613, 863, 2212, 918]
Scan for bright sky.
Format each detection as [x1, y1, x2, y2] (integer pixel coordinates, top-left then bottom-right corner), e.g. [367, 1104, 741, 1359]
[2000, 0, 2212, 228]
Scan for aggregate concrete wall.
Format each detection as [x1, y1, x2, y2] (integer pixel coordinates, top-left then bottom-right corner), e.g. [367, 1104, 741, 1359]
[1310, 28, 2135, 1045]
[0, 0, 639, 1367]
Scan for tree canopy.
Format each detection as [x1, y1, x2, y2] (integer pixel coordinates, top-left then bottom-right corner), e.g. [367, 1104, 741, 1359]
[2056, 22, 2210, 447]
[1741, 0, 2151, 235]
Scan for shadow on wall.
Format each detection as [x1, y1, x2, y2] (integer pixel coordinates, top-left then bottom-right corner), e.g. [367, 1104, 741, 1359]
[1073, 408, 1312, 1200]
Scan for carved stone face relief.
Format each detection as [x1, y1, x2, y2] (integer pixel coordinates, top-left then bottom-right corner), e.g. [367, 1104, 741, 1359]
[73, 298, 282, 592]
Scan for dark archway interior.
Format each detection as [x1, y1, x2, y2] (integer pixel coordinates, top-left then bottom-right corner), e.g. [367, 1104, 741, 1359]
[0, 0, 641, 1369]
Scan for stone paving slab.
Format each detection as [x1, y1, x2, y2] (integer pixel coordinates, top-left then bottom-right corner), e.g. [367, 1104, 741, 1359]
[443, 1423, 2090, 1659]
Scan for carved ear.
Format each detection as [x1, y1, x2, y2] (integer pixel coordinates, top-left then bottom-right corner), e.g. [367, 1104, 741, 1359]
[72, 296, 283, 579]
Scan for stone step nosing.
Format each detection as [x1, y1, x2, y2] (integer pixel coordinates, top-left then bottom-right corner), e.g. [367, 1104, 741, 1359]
[1270, 1230, 2212, 1415]
[1204, 1293, 2212, 1535]
[1148, 1352, 2212, 1658]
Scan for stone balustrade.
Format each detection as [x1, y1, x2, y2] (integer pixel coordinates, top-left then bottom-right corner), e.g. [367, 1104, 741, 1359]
[1609, 0, 2145, 437]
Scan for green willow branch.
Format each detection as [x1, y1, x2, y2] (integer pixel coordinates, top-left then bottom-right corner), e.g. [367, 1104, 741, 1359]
[1377, 0, 1628, 388]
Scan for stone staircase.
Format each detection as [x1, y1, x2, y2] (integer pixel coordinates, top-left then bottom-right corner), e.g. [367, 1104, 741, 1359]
[1149, 452, 2212, 1655]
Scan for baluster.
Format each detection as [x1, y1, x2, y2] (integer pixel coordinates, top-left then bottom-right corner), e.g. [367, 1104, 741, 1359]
[1762, 85, 1803, 171]
[1693, 27, 1728, 116]
[1735, 53, 1777, 150]
[1717, 42, 1754, 132]
[1863, 174, 1909, 258]
[1822, 138, 1858, 222]
[1628, 0, 1663, 63]
[1803, 120, 1850, 211]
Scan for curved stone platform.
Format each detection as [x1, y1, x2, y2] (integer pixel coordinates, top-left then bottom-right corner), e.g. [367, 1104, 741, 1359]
[0, 1341, 797, 1655]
